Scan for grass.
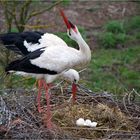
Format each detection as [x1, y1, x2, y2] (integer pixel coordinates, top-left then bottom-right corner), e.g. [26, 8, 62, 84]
[85, 16, 140, 95]
[124, 16, 140, 32]
[84, 46, 140, 95]
[98, 16, 140, 49]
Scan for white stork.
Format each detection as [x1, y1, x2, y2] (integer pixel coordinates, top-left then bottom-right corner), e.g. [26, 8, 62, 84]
[0, 31, 80, 112]
[4, 10, 91, 129]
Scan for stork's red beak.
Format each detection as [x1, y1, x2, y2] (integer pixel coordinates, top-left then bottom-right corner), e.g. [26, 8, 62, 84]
[60, 9, 75, 30]
[72, 83, 77, 103]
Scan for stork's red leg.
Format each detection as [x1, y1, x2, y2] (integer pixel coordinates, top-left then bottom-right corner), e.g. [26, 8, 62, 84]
[37, 80, 43, 113]
[43, 83, 53, 129]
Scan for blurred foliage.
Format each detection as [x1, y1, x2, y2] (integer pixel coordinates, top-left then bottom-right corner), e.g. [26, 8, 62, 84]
[11, 75, 36, 89]
[98, 16, 140, 49]
[86, 46, 140, 94]
[58, 0, 71, 5]
[0, 0, 63, 32]
[84, 16, 140, 94]
[99, 32, 116, 49]
[0, 48, 16, 88]
[99, 20, 126, 48]
[124, 16, 140, 32]
[135, 32, 140, 39]
[10, 27, 19, 33]
[115, 33, 127, 44]
[104, 20, 124, 34]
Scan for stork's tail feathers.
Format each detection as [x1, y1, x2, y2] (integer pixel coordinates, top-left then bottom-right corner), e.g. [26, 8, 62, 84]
[0, 33, 19, 45]
[5, 59, 21, 73]
[0, 31, 44, 55]
[0, 33, 22, 55]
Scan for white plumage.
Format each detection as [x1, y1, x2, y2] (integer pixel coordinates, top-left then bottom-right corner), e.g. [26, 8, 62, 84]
[30, 46, 81, 72]
[24, 32, 68, 52]
[15, 69, 79, 84]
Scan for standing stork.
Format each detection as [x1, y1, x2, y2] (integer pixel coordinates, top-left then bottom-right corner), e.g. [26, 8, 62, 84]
[0, 28, 79, 110]
[4, 10, 91, 129]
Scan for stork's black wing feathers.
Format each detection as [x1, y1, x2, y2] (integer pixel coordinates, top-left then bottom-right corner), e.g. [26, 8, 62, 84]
[5, 48, 57, 75]
[0, 31, 44, 55]
[20, 31, 43, 44]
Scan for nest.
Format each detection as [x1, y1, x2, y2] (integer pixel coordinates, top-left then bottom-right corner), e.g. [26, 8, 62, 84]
[0, 83, 140, 139]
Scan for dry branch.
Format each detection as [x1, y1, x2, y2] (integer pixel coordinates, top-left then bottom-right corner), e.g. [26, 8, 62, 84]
[26, 0, 63, 22]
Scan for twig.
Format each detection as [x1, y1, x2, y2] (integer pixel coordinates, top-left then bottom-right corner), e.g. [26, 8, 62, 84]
[51, 81, 64, 89]
[18, 24, 55, 29]
[108, 133, 140, 139]
[123, 93, 132, 117]
[26, 0, 63, 21]
[78, 68, 87, 73]
[61, 126, 139, 133]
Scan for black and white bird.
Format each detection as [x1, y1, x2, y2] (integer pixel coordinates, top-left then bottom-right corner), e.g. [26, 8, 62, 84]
[0, 31, 68, 55]
[0, 31, 80, 112]
[2, 10, 91, 129]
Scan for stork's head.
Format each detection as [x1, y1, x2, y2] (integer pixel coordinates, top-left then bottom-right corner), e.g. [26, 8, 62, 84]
[62, 69, 79, 84]
[62, 69, 79, 103]
[60, 10, 80, 41]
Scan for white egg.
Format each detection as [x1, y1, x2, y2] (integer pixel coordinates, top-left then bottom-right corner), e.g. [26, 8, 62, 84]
[76, 118, 85, 126]
[85, 119, 92, 126]
[90, 122, 98, 127]
[83, 122, 87, 126]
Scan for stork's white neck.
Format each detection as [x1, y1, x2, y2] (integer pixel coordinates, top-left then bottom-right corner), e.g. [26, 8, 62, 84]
[76, 33, 91, 63]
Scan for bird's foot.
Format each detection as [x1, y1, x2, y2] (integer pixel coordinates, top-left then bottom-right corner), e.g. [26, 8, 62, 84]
[42, 112, 57, 130]
[37, 79, 44, 113]
[46, 121, 58, 130]
[47, 120, 53, 129]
